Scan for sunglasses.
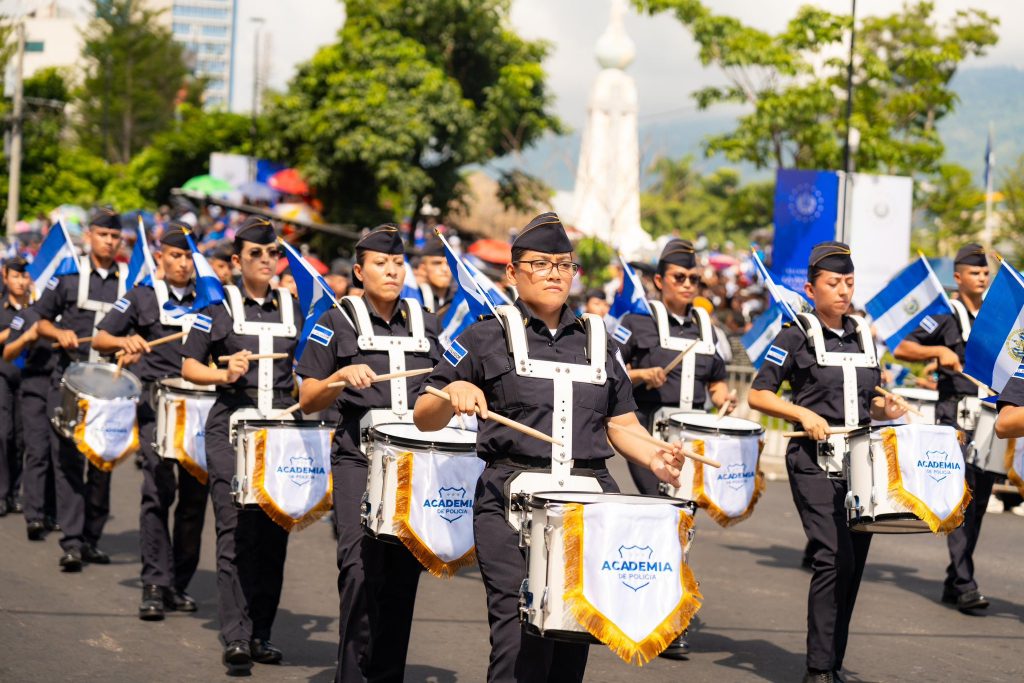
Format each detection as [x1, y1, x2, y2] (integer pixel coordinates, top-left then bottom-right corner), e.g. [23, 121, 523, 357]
[246, 247, 281, 260]
[667, 273, 702, 286]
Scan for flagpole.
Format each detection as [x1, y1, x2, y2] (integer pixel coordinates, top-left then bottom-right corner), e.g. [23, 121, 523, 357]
[981, 122, 995, 253]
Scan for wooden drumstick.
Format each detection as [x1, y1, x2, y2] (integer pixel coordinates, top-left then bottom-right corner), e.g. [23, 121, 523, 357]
[663, 341, 698, 374]
[957, 371, 996, 397]
[783, 426, 859, 438]
[424, 386, 563, 447]
[327, 367, 432, 389]
[114, 330, 187, 357]
[273, 402, 305, 418]
[716, 389, 738, 422]
[606, 421, 721, 468]
[217, 352, 289, 362]
[114, 355, 125, 379]
[874, 386, 925, 417]
[52, 336, 91, 349]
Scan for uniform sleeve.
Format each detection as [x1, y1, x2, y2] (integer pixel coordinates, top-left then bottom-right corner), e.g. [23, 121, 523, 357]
[181, 305, 223, 363]
[606, 342, 638, 417]
[998, 373, 1024, 410]
[423, 323, 486, 390]
[96, 289, 141, 336]
[706, 348, 728, 383]
[295, 310, 341, 380]
[901, 313, 950, 347]
[750, 326, 800, 393]
[32, 276, 67, 321]
[423, 310, 442, 365]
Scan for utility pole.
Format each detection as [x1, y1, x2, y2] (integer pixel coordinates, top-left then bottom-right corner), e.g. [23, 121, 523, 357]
[5, 21, 26, 235]
[839, 0, 857, 243]
[249, 17, 265, 182]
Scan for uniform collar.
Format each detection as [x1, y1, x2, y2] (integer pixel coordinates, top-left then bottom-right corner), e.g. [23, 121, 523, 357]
[364, 296, 405, 326]
[164, 280, 196, 302]
[240, 284, 279, 310]
[3, 296, 24, 311]
[513, 298, 581, 336]
[814, 311, 857, 338]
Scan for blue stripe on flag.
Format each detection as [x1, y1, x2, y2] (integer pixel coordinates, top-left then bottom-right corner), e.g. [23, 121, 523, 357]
[443, 338, 468, 367]
[865, 257, 951, 349]
[742, 304, 784, 369]
[964, 261, 1024, 392]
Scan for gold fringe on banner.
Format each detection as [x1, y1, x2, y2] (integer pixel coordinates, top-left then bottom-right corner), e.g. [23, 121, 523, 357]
[252, 429, 333, 533]
[691, 438, 766, 527]
[562, 503, 702, 666]
[394, 450, 477, 578]
[1006, 438, 1024, 496]
[882, 427, 971, 535]
[73, 398, 139, 472]
[173, 399, 208, 485]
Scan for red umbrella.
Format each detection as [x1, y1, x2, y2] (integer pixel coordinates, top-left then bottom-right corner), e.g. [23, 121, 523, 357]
[268, 168, 310, 196]
[276, 255, 328, 276]
[467, 238, 512, 265]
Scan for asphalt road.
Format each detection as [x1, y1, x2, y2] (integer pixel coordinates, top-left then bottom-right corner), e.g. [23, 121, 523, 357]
[1, 456, 1021, 682]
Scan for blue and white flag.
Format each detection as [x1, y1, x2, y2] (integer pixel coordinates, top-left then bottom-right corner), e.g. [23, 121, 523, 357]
[162, 230, 226, 318]
[27, 222, 79, 298]
[604, 258, 652, 339]
[751, 251, 810, 319]
[742, 303, 787, 369]
[463, 256, 511, 308]
[126, 217, 157, 289]
[437, 233, 499, 348]
[772, 169, 842, 292]
[865, 255, 952, 349]
[402, 259, 425, 304]
[281, 240, 352, 361]
[964, 260, 1024, 393]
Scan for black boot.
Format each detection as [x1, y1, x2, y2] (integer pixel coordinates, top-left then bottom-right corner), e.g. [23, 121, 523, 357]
[139, 585, 165, 621]
[223, 640, 251, 673]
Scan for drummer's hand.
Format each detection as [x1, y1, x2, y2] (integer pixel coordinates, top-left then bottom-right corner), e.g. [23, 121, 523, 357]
[334, 364, 376, 390]
[882, 393, 907, 420]
[222, 355, 249, 384]
[798, 408, 830, 441]
[23, 322, 40, 343]
[936, 347, 963, 373]
[54, 328, 79, 350]
[719, 390, 738, 416]
[446, 381, 488, 419]
[120, 334, 151, 356]
[649, 441, 684, 487]
[643, 367, 667, 389]
[119, 351, 142, 366]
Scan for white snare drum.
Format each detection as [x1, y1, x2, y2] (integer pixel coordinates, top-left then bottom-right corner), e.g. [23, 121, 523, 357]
[362, 422, 479, 541]
[520, 491, 696, 642]
[231, 418, 332, 508]
[969, 402, 1009, 475]
[660, 412, 764, 502]
[815, 427, 871, 478]
[846, 427, 935, 533]
[154, 378, 215, 461]
[892, 387, 938, 425]
[52, 362, 142, 439]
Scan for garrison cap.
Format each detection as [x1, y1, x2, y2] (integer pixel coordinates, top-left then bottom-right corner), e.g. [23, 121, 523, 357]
[234, 216, 277, 246]
[808, 241, 854, 275]
[954, 243, 987, 267]
[89, 207, 121, 231]
[418, 236, 446, 258]
[355, 224, 405, 257]
[2, 256, 28, 273]
[659, 239, 697, 269]
[511, 212, 572, 254]
[159, 222, 192, 251]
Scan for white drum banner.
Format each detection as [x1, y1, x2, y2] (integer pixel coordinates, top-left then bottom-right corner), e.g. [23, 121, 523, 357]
[394, 446, 485, 577]
[74, 397, 139, 471]
[563, 501, 701, 665]
[881, 424, 970, 534]
[253, 426, 333, 532]
[173, 396, 215, 484]
[691, 436, 764, 526]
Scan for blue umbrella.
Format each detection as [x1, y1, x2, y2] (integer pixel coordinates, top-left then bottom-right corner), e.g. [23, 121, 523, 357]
[237, 180, 280, 203]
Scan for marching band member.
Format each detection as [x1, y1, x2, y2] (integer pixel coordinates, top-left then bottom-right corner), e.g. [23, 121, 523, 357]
[748, 242, 906, 683]
[893, 243, 994, 613]
[414, 213, 687, 683]
[0, 257, 31, 516]
[181, 217, 302, 673]
[297, 225, 441, 683]
[92, 224, 208, 621]
[415, 236, 454, 313]
[32, 208, 127, 571]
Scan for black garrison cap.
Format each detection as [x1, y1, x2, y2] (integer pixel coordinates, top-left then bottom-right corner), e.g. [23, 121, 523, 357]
[511, 213, 573, 254]
[954, 243, 987, 267]
[159, 222, 192, 251]
[808, 241, 854, 274]
[2, 256, 28, 273]
[89, 207, 121, 231]
[659, 239, 697, 269]
[355, 224, 405, 257]
[418, 236, 446, 258]
[234, 216, 278, 246]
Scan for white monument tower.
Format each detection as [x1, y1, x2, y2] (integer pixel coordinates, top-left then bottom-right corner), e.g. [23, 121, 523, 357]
[570, 0, 653, 258]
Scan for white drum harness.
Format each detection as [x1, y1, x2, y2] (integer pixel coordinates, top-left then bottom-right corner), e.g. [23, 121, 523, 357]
[75, 257, 127, 363]
[647, 300, 716, 411]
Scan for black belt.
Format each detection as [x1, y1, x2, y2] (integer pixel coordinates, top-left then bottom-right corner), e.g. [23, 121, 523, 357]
[221, 388, 293, 401]
[487, 455, 608, 471]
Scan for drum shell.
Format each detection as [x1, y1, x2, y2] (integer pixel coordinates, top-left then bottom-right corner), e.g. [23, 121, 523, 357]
[155, 385, 215, 460]
[969, 404, 1009, 475]
[232, 418, 330, 508]
[660, 412, 764, 502]
[847, 428, 930, 533]
[51, 362, 142, 440]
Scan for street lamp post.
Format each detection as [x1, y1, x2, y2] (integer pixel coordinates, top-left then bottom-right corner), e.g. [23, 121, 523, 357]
[249, 17, 265, 182]
[5, 21, 26, 235]
[839, 0, 857, 243]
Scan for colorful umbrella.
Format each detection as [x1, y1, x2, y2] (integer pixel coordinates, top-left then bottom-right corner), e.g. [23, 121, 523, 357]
[182, 174, 235, 196]
[268, 169, 310, 196]
[237, 180, 280, 203]
[275, 202, 323, 225]
[467, 238, 512, 265]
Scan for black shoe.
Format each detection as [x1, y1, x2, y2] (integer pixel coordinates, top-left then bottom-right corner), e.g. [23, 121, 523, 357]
[249, 638, 283, 664]
[803, 670, 834, 683]
[81, 545, 111, 564]
[0, 499, 8, 516]
[59, 549, 83, 572]
[44, 516, 60, 532]
[166, 588, 197, 612]
[956, 589, 990, 612]
[222, 640, 251, 672]
[139, 585, 165, 621]
[26, 520, 46, 541]
[658, 631, 690, 660]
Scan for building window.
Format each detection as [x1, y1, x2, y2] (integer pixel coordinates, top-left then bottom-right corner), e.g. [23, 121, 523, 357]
[172, 22, 191, 35]
[201, 24, 229, 38]
[173, 5, 230, 20]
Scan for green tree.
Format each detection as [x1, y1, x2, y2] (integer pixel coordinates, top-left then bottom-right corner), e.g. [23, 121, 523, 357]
[263, 0, 563, 228]
[916, 163, 983, 254]
[76, 0, 192, 164]
[995, 155, 1024, 262]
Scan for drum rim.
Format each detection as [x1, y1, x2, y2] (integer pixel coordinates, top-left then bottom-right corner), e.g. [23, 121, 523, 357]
[527, 491, 692, 509]
[891, 387, 939, 401]
[367, 422, 477, 452]
[159, 377, 216, 393]
[237, 419, 332, 429]
[64, 361, 142, 399]
[669, 412, 765, 436]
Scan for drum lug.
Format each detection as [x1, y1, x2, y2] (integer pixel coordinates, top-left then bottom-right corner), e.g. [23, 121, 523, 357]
[517, 514, 531, 549]
[844, 491, 863, 525]
[518, 579, 533, 624]
[359, 490, 371, 529]
[230, 475, 245, 507]
[540, 586, 549, 613]
[543, 524, 553, 553]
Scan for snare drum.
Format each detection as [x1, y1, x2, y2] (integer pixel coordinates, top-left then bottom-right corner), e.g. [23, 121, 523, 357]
[520, 491, 696, 642]
[52, 362, 142, 439]
[154, 378, 215, 462]
[892, 387, 938, 425]
[232, 419, 333, 509]
[969, 402, 1009, 475]
[815, 427, 871, 477]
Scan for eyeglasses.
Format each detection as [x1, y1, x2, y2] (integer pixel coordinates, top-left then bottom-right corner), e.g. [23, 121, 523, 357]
[514, 260, 580, 277]
[246, 247, 281, 260]
[667, 273, 702, 286]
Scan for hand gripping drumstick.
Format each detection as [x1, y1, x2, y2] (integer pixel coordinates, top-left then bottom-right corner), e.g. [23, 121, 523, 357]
[783, 426, 859, 438]
[217, 352, 289, 363]
[715, 389, 738, 422]
[873, 386, 925, 418]
[114, 331, 187, 358]
[326, 367, 432, 390]
[606, 421, 721, 468]
[51, 336, 91, 349]
[424, 385, 563, 447]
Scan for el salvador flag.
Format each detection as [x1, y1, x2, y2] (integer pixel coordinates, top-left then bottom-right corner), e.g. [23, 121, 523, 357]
[742, 303, 787, 369]
[126, 217, 157, 289]
[437, 233, 499, 349]
[462, 256, 511, 308]
[865, 255, 952, 350]
[27, 222, 79, 298]
[964, 260, 1024, 393]
[402, 260, 424, 304]
[751, 251, 810, 320]
[163, 230, 226, 318]
[604, 258, 652, 336]
[281, 240, 353, 361]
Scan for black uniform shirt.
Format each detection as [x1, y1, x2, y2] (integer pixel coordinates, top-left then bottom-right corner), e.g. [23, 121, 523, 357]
[617, 309, 727, 408]
[0, 298, 25, 383]
[33, 266, 124, 366]
[423, 298, 637, 462]
[96, 283, 195, 383]
[751, 314, 881, 426]
[998, 374, 1024, 410]
[295, 299, 440, 418]
[181, 287, 302, 392]
[902, 310, 977, 398]
[3, 307, 56, 378]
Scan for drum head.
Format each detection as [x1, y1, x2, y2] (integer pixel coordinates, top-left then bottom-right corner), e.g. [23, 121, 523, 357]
[64, 362, 142, 400]
[160, 377, 215, 393]
[892, 387, 938, 403]
[529, 491, 690, 510]
[669, 411, 764, 436]
[368, 422, 477, 452]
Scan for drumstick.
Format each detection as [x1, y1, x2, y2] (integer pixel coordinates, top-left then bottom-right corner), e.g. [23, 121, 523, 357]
[958, 371, 996, 397]
[51, 336, 91, 348]
[663, 341, 698, 374]
[606, 421, 721, 469]
[716, 389, 738, 422]
[326, 367, 431, 389]
[216, 352, 289, 362]
[273, 402, 305, 418]
[424, 385, 563, 447]
[783, 426, 858, 438]
[114, 331, 187, 357]
[114, 355, 125, 379]
[874, 386, 925, 417]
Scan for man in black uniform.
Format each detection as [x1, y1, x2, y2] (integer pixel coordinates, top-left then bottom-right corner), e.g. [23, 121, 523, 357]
[414, 213, 688, 683]
[0, 258, 31, 516]
[414, 236, 454, 313]
[207, 244, 235, 286]
[33, 208, 126, 571]
[297, 225, 441, 683]
[181, 217, 302, 673]
[894, 243, 992, 612]
[93, 224, 208, 621]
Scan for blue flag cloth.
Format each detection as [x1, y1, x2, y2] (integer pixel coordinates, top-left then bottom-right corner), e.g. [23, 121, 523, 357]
[126, 217, 157, 289]
[964, 260, 1024, 392]
[751, 251, 811, 320]
[438, 234, 500, 348]
[27, 222, 78, 298]
[865, 255, 952, 350]
[604, 258, 651, 339]
[772, 169, 841, 292]
[162, 231, 226, 318]
[402, 259, 425, 304]
[742, 303, 787, 369]
[281, 240, 352, 362]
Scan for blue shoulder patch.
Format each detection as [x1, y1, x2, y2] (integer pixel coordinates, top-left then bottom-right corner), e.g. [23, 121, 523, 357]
[113, 297, 131, 313]
[765, 345, 789, 367]
[1014, 362, 1024, 381]
[919, 315, 938, 334]
[612, 324, 632, 344]
[309, 323, 334, 347]
[46, 277, 59, 291]
[10, 315, 24, 331]
[443, 339, 468, 367]
[192, 313, 213, 334]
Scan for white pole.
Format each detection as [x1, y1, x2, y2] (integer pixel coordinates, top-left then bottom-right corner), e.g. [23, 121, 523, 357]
[5, 21, 26, 235]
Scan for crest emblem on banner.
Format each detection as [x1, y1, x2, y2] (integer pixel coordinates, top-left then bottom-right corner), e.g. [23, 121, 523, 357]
[720, 462, 754, 491]
[435, 486, 470, 523]
[788, 183, 825, 222]
[284, 455, 316, 486]
[1006, 328, 1024, 363]
[919, 449, 958, 483]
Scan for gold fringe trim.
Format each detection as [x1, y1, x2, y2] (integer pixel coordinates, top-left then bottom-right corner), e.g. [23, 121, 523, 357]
[172, 399, 208, 485]
[691, 439, 766, 528]
[393, 450, 477, 578]
[252, 429, 333, 533]
[882, 427, 971, 535]
[1006, 438, 1024, 496]
[562, 503, 702, 666]
[73, 398, 139, 472]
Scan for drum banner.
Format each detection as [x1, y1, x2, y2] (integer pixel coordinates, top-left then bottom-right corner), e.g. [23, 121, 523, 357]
[393, 445, 486, 578]
[1007, 438, 1024, 496]
[563, 502, 701, 665]
[882, 425, 971, 534]
[73, 397, 139, 471]
[173, 396, 215, 485]
[253, 427, 333, 532]
[691, 436, 765, 527]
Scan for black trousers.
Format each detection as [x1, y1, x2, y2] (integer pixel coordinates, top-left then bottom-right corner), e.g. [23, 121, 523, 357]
[333, 423, 423, 683]
[945, 462, 997, 595]
[0, 374, 23, 501]
[627, 405, 661, 495]
[48, 375, 112, 553]
[475, 464, 618, 683]
[137, 396, 208, 590]
[19, 374, 56, 524]
[205, 398, 289, 643]
[786, 438, 871, 673]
